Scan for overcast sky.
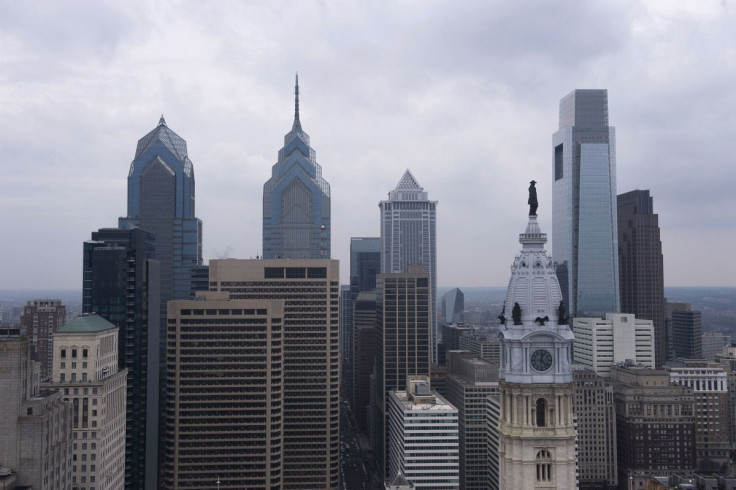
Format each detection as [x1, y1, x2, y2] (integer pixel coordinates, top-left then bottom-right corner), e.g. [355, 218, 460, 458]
[1, 0, 735, 290]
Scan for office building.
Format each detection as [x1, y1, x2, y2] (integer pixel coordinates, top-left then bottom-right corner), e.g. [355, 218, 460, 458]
[612, 364, 696, 485]
[263, 75, 331, 259]
[552, 89, 620, 318]
[344, 237, 381, 403]
[573, 368, 617, 489]
[497, 212, 577, 489]
[617, 189, 665, 368]
[445, 353, 499, 490]
[485, 395, 501, 490]
[458, 331, 501, 364]
[353, 291, 378, 432]
[497, 212, 578, 489]
[164, 293, 284, 489]
[20, 298, 66, 379]
[441, 288, 464, 325]
[380, 170, 438, 363]
[83, 227, 161, 490]
[667, 360, 730, 470]
[208, 259, 339, 489]
[373, 266, 432, 478]
[48, 314, 127, 490]
[672, 308, 703, 360]
[119, 116, 203, 303]
[573, 313, 655, 377]
[702, 332, 731, 361]
[0, 335, 73, 489]
[388, 376, 459, 489]
[442, 323, 471, 354]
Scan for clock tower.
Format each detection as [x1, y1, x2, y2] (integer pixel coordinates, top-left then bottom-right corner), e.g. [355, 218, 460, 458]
[497, 192, 577, 489]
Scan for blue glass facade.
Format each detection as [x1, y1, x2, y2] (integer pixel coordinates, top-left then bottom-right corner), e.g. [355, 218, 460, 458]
[552, 90, 620, 318]
[263, 76, 331, 259]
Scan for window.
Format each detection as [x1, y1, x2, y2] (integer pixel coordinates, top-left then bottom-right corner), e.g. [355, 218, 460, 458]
[61, 348, 66, 358]
[536, 450, 552, 482]
[554, 144, 564, 180]
[536, 398, 547, 427]
[72, 349, 77, 358]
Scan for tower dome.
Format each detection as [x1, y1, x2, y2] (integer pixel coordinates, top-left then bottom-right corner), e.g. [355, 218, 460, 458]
[503, 215, 563, 329]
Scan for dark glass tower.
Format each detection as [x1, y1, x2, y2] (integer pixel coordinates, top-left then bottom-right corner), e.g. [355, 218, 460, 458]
[263, 75, 331, 259]
[618, 190, 665, 367]
[83, 227, 161, 490]
[552, 89, 620, 318]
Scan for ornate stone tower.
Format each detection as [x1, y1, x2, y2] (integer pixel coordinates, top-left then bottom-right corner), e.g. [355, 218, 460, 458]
[497, 193, 577, 489]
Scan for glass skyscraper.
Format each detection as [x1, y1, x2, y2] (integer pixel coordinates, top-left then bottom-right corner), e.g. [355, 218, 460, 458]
[552, 89, 620, 318]
[119, 116, 203, 303]
[263, 75, 331, 259]
[379, 170, 438, 363]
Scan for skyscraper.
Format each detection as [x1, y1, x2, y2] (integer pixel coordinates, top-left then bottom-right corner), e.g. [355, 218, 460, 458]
[373, 266, 432, 478]
[344, 237, 381, 406]
[208, 259, 340, 489]
[440, 288, 464, 325]
[263, 75, 331, 259]
[20, 298, 66, 379]
[497, 211, 577, 489]
[119, 116, 203, 303]
[552, 89, 620, 318]
[165, 294, 284, 489]
[618, 189, 665, 367]
[380, 170, 437, 363]
[83, 227, 161, 490]
[672, 309, 703, 360]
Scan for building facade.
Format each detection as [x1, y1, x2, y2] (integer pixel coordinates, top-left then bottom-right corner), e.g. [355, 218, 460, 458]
[445, 354, 499, 490]
[353, 291, 378, 432]
[573, 368, 617, 489]
[373, 266, 432, 478]
[208, 259, 340, 489]
[672, 309, 703, 360]
[20, 299, 66, 379]
[552, 89, 620, 318]
[48, 314, 127, 490]
[441, 288, 464, 325]
[612, 364, 696, 486]
[164, 293, 284, 489]
[667, 360, 730, 471]
[83, 227, 161, 490]
[497, 213, 577, 490]
[119, 116, 203, 303]
[380, 170, 438, 363]
[263, 76, 331, 260]
[573, 313, 655, 377]
[388, 377, 459, 489]
[0, 336, 73, 490]
[617, 189, 665, 368]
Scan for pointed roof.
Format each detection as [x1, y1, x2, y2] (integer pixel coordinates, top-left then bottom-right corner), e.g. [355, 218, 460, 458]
[58, 314, 116, 334]
[292, 72, 302, 131]
[386, 471, 414, 489]
[134, 116, 188, 161]
[394, 169, 423, 190]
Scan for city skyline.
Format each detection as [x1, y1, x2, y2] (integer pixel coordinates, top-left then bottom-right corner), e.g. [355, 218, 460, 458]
[2, 1, 735, 290]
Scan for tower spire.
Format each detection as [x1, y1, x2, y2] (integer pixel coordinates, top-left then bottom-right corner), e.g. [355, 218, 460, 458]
[293, 72, 301, 131]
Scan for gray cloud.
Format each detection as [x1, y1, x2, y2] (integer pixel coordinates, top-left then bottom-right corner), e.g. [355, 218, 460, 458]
[1, 0, 734, 290]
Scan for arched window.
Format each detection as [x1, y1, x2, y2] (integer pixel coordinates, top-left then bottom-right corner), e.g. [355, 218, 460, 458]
[536, 450, 552, 482]
[536, 398, 547, 427]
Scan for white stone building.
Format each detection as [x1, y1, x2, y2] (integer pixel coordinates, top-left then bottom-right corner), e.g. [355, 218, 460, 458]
[497, 214, 577, 489]
[47, 314, 127, 490]
[573, 313, 655, 377]
[388, 376, 459, 489]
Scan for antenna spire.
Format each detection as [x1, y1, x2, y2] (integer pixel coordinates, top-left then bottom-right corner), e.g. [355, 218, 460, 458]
[293, 72, 302, 131]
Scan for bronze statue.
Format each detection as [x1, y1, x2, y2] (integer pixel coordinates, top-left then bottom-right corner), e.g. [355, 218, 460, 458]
[528, 180, 538, 216]
[558, 301, 568, 325]
[512, 302, 522, 325]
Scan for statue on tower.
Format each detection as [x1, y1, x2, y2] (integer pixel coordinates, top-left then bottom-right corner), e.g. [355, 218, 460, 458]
[528, 180, 538, 216]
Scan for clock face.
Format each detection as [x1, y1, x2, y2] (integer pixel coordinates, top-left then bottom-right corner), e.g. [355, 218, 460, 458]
[530, 349, 553, 372]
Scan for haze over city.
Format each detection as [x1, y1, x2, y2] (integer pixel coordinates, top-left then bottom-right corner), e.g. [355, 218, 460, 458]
[1, 0, 735, 289]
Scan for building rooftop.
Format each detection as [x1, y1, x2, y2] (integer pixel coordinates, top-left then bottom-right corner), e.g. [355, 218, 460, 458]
[390, 389, 458, 413]
[57, 314, 116, 334]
